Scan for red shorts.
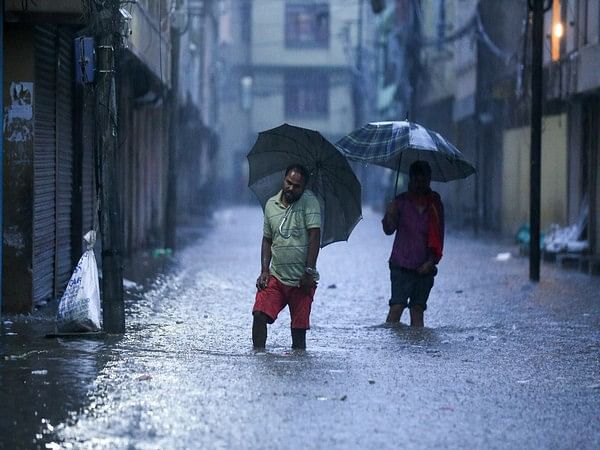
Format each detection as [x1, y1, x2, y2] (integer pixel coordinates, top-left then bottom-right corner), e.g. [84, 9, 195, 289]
[253, 276, 315, 329]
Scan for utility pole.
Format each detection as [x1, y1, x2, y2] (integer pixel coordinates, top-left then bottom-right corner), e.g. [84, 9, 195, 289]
[0, 0, 4, 320]
[354, 0, 366, 201]
[407, 0, 422, 121]
[95, 1, 125, 332]
[437, 0, 446, 51]
[166, 0, 182, 251]
[528, 0, 551, 282]
[354, 0, 364, 129]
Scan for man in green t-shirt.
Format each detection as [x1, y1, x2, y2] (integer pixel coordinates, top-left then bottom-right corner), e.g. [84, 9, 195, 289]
[252, 164, 321, 350]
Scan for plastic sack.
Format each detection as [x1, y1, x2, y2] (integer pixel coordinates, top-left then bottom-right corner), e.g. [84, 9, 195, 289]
[56, 231, 102, 332]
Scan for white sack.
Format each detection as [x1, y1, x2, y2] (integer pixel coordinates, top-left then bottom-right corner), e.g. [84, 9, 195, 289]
[56, 231, 102, 332]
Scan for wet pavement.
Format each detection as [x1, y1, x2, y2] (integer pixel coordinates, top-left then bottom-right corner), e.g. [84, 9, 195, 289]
[1, 206, 599, 449]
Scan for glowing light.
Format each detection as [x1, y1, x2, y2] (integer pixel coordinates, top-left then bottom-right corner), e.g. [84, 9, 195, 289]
[553, 22, 564, 39]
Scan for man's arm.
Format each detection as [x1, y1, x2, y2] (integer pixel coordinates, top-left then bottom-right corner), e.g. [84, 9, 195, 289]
[257, 236, 272, 290]
[382, 200, 399, 235]
[417, 196, 444, 274]
[300, 228, 320, 293]
[306, 228, 320, 270]
[261, 236, 272, 273]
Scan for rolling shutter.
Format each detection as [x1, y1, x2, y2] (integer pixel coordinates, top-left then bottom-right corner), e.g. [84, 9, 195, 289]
[33, 25, 57, 306]
[32, 25, 75, 306]
[55, 28, 74, 296]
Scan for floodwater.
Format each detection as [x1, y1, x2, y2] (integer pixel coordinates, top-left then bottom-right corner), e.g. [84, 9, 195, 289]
[1, 207, 599, 449]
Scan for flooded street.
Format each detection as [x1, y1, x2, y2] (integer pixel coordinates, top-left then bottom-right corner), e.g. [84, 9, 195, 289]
[3, 1, 600, 449]
[2, 207, 600, 449]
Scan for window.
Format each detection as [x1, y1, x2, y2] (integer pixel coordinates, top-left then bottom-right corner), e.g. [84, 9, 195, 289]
[285, 72, 329, 117]
[586, 0, 599, 45]
[285, 3, 330, 48]
[241, 0, 251, 43]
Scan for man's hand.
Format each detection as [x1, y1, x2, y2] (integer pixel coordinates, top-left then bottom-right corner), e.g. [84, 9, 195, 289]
[256, 271, 270, 291]
[416, 261, 434, 275]
[299, 273, 317, 294]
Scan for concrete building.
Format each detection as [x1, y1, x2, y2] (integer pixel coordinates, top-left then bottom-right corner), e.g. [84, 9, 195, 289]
[215, 0, 254, 203]
[391, 0, 599, 270]
[173, 0, 220, 221]
[217, 0, 360, 202]
[545, 0, 600, 265]
[1, 0, 218, 313]
[3, 1, 86, 312]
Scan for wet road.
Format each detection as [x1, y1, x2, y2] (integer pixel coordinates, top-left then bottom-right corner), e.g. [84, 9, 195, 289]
[2, 207, 599, 449]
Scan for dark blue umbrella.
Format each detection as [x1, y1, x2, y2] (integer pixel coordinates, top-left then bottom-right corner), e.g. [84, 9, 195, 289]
[335, 121, 476, 182]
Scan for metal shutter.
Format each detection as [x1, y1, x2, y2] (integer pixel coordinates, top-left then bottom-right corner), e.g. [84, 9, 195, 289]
[55, 27, 74, 296]
[33, 25, 57, 306]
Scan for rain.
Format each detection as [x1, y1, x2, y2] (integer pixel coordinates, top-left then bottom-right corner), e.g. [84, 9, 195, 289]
[1, 1, 599, 449]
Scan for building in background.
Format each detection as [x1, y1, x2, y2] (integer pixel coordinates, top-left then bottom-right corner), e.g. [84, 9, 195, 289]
[173, 0, 220, 222]
[217, 0, 363, 203]
[215, 0, 254, 203]
[116, 1, 172, 254]
[545, 0, 600, 261]
[251, 1, 357, 140]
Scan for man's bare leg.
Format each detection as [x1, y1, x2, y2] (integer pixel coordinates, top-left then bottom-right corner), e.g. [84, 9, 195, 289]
[252, 312, 269, 349]
[291, 328, 306, 349]
[386, 304, 405, 323]
[409, 305, 424, 327]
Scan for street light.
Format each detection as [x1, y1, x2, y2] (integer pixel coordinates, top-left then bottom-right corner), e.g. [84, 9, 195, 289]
[552, 22, 564, 39]
[550, 0, 562, 61]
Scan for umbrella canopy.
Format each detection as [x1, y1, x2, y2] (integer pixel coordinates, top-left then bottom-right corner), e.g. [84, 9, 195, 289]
[247, 123, 362, 248]
[335, 121, 476, 182]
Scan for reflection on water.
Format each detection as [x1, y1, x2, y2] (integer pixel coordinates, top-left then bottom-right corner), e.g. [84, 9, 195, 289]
[0, 315, 114, 449]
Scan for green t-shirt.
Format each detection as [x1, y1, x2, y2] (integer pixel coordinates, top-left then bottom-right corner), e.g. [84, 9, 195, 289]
[263, 190, 321, 286]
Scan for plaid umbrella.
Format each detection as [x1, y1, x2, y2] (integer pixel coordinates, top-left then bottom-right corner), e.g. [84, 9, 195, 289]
[335, 121, 476, 182]
[247, 123, 362, 248]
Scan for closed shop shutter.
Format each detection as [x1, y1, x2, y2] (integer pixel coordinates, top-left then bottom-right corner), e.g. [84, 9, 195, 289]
[55, 27, 74, 296]
[33, 25, 57, 306]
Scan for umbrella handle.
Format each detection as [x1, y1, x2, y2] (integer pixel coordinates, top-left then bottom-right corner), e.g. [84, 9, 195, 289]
[278, 203, 295, 239]
[394, 153, 402, 196]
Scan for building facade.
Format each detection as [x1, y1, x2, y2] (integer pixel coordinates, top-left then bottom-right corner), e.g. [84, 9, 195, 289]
[3, 2, 87, 312]
[217, 0, 360, 202]
[384, 0, 599, 265]
[547, 0, 600, 258]
[1, 0, 217, 313]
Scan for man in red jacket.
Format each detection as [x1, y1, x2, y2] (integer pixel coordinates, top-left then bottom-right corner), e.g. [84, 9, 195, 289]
[382, 161, 444, 327]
